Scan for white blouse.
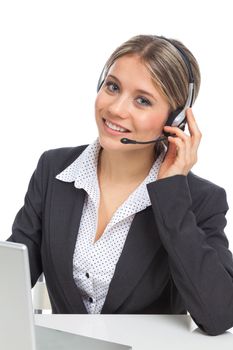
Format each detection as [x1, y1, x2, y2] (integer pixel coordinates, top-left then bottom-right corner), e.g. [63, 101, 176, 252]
[56, 137, 165, 313]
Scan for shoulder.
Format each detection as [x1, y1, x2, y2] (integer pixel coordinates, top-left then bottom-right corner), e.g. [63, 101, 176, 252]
[187, 171, 225, 195]
[187, 172, 229, 214]
[36, 144, 89, 177]
[188, 171, 223, 191]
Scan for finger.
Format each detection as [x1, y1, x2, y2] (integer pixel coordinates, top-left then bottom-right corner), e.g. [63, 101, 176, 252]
[168, 134, 197, 171]
[163, 125, 190, 143]
[187, 111, 200, 164]
[164, 141, 177, 163]
[168, 135, 186, 164]
[164, 126, 192, 158]
[186, 108, 202, 148]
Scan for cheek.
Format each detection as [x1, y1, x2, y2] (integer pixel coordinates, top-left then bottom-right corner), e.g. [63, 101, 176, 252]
[94, 94, 101, 112]
[137, 113, 168, 133]
[94, 94, 105, 124]
[95, 92, 109, 112]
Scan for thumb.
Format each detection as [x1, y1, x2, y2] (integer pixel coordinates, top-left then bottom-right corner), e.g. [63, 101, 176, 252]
[164, 141, 177, 163]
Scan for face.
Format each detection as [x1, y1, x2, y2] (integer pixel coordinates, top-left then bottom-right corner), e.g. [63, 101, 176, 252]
[95, 54, 171, 153]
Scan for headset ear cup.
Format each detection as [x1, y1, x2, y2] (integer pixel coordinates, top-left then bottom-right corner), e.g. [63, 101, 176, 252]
[164, 108, 183, 137]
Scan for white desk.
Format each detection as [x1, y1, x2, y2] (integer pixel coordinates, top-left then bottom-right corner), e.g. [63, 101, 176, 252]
[35, 314, 233, 349]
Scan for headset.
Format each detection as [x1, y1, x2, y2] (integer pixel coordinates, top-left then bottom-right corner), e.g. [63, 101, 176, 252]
[96, 36, 195, 145]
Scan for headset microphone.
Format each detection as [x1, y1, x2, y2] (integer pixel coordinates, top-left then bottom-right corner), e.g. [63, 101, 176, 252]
[120, 135, 167, 144]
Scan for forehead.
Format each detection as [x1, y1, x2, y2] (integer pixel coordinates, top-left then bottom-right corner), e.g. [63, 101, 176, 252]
[107, 55, 154, 87]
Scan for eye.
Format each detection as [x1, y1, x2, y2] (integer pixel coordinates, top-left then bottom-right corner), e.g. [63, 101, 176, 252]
[104, 81, 119, 93]
[136, 96, 152, 106]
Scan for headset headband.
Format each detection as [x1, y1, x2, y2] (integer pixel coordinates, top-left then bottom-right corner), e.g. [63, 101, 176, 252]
[158, 36, 194, 84]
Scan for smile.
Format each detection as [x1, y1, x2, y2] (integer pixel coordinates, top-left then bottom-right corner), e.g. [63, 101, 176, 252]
[103, 119, 130, 133]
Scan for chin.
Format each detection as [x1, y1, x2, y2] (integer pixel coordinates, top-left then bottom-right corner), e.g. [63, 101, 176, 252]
[98, 135, 126, 151]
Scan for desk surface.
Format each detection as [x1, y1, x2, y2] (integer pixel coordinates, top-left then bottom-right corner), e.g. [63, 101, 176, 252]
[35, 314, 233, 349]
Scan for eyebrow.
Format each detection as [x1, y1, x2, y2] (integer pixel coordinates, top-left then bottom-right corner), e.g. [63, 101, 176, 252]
[106, 74, 157, 100]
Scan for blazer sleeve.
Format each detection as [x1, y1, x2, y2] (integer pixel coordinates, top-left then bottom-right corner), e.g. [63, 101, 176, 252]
[7, 152, 47, 287]
[147, 175, 233, 336]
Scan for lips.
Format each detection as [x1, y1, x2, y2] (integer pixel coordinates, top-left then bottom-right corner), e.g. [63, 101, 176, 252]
[103, 118, 131, 132]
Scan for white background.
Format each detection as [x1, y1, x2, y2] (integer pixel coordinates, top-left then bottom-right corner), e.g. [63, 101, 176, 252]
[0, 0, 232, 250]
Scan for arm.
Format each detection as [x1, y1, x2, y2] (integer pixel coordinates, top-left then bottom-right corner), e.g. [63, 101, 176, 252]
[7, 152, 47, 287]
[149, 108, 233, 335]
[147, 175, 233, 335]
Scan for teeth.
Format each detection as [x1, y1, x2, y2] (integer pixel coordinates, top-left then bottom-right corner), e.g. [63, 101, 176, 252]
[105, 119, 128, 132]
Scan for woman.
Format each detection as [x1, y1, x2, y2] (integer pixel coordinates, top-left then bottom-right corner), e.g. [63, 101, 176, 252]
[8, 35, 233, 335]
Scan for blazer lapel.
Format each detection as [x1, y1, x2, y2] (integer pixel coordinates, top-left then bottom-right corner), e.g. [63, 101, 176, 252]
[49, 178, 162, 314]
[49, 179, 87, 313]
[101, 206, 162, 313]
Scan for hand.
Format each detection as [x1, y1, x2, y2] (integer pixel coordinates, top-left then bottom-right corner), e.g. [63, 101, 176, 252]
[157, 108, 202, 180]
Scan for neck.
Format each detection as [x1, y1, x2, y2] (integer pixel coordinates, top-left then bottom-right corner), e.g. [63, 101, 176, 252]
[98, 146, 156, 185]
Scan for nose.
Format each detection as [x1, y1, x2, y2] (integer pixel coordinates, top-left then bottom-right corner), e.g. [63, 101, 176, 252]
[108, 95, 132, 119]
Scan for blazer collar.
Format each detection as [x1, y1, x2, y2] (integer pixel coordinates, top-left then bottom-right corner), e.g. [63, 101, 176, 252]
[55, 137, 101, 188]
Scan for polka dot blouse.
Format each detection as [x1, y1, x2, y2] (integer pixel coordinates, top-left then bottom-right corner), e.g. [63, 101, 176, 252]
[56, 137, 165, 313]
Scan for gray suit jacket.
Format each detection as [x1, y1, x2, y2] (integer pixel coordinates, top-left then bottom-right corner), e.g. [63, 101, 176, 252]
[8, 145, 233, 335]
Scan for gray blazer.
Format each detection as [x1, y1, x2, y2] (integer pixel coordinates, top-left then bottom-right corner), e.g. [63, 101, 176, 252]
[8, 145, 233, 335]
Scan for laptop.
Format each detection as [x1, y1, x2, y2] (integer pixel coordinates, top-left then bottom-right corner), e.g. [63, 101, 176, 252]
[0, 241, 132, 350]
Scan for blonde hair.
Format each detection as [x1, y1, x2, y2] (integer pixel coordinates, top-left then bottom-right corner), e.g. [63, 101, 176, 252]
[99, 35, 201, 112]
